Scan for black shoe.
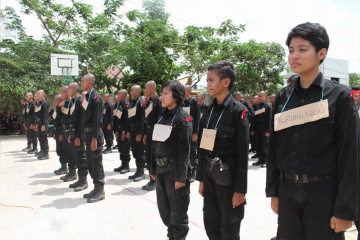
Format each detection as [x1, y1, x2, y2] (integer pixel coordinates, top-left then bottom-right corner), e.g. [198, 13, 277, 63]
[190, 169, 196, 183]
[54, 165, 68, 175]
[69, 178, 81, 188]
[270, 237, 277, 240]
[87, 187, 105, 203]
[38, 153, 49, 160]
[28, 149, 38, 154]
[114, 161, 126, 172]
[251, 153, 259, 159]
[133, 169, 145, 182]
[252, 160, 262, 166]
[22, 146, 31, 152]
[112, 145, 118, 149]
[83, 189, 97, 198]
[35, 151, 44, 156]
[74, 177, 88, 192]
[141, 180, 152, 190]
[120, 164, 130, 174]
[146, 179, 156, 191]
[63, 169, 77, 182]
[103, 148, 112, 154]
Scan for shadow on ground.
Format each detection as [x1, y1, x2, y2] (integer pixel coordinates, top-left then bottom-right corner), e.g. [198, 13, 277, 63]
[40, 197, 87, 209]
[28, 173, 56, 178]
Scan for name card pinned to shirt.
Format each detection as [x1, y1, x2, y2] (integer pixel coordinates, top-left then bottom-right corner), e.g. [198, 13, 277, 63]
[52, 111, 57, 119]
[255, 108, 265, 115]
[82, 100, 88, 111]
[145, 102, 153, 118]
[61, 107, 69, 115]
[152, 124, 172, 142]
[103, 109, 106, 114]
[200, 129, 217, 151]
[183, 107, 190, 115]
[26, 108, 29, 113]
[116, 110, 122, 119]
[274, 99, 329, 132]
[128, 107, 137, 118]
[35, 106, 41, 113]
[70, 104, 75, 115]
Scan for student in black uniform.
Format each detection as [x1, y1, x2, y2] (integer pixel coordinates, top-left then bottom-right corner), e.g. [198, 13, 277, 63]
[114, 89, 131, 173]
[126, 85, 146, 182]
[67, 82, 89, 192]
[26, 92, 37, 154]
[233, 91, 255, 121]
[112, 95, 119, 149]
[151, 80, 192, 240]
[196, 91, 209, 115]
[196, 61, 249, 240]
[52, 94, 68, 175]
[142, 80, 163, 191]
[251, 91, 271, 167]
[81, 73, 105, 203]
[102, 94, 113, 154]
[249, 95, 259, 154]
[35, 90, 49, 160]
[21, 97, 31, 151]
[269, 94, 276, 108]
[183, 85, 201, 183]
[59, 86, 75, 182]
[266, 22, 359, 240]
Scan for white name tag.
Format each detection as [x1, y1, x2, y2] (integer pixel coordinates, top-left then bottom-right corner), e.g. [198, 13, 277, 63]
[128, 107, 136, 118]
[82, 100, 88, 111]
[103, 109, 106, 114]
[116, 110, 122, 119]
[200, 128, 217, 151]
[52, 111, 57, 119]
[113, 109, 118, 116]
[26, 108, 29, 113]
[358, 108, 360, 117]
[201, 113, 203, 119]
[23, 110, 25, 114]
[183, 107, 190, 115]
[61, 107, 69, 115]
[274, 99, 329, 132]
[70, 104, 75, 115]
[35, 106, 41, 112]
[255, 108, 265, 115]
[145, 102, 153, 118]
[152, 124, 172, 142]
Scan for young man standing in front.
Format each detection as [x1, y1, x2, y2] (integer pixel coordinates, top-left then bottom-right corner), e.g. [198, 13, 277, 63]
[266, 22, 359, 239]
[81, 73, 105, 203]
[196, 61, 249, 240]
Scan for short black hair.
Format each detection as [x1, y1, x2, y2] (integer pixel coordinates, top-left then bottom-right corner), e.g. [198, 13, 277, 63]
[20, 96, 26, 102]
[286, 22, 329, 65]
[287, 74, 299, 85]
[207, 60, 236, 90]
[161, 80, 185, 106]
[351, 85, 360, 90]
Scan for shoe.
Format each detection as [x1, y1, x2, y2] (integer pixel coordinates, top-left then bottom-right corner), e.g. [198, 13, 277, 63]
[270, 237, 277, 240]
[74, 177, 88, 192]
[141, 180, 152, 190]
[114, 161, 125, 172]
[38, 153, 49, 160]
[252, 160, 262, 166]
[22, 145, 31, 152]
[54, 165, 68, 175]
[112, 145, 118, 149]
[251, 153, 259, 159]
[28, 149, 38, 154]
[146, 179, 156, 191]
[133, 169, 145, 182]
[87, 186, 105, 203]
[120, 164, 130, 174]
[190, 169, 196, 183]
[35, 151, 44, 156]
[103, 148, 112, 154]
[83, 189, 96, 198]
[63, 169, 77, 182]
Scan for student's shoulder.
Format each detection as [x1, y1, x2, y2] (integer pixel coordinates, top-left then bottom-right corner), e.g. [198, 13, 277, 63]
[327, 79, 352, 94]
[233, 99, 247, 112]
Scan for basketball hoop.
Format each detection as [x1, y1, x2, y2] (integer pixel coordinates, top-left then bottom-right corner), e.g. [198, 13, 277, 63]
[62, 67, 73, 84]
[51, 54, 79, 84]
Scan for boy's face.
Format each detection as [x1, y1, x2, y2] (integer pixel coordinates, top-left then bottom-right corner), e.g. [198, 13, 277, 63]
[206, 70, 230, 97]
[288, 36, 327, 75]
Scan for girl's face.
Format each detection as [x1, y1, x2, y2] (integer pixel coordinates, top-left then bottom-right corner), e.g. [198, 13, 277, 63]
[161, 87, 177, 109]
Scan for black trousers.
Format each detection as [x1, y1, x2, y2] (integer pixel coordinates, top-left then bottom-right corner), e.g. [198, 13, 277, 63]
[70, 136, 88, 177]
[249, 128, 255, 151]
[145, 125, 155, 171]
[29, 128, 37, 149]
[156, 163, 190, 239]
[278, 176, 345, 240]
[203, 162, 244, 240]
[37, 124, 49, 153]
[62, 130, 75, 170]
[190, 140, 198, 169]
[130, 125, 145, 169]
[103, 124, 113, 148]
[84, 129, 105, 187]
[55, 130, 67, 165]
[254, 123, 268, 159]
[26, 125, 32, 146]
[117, 126, 130, 163]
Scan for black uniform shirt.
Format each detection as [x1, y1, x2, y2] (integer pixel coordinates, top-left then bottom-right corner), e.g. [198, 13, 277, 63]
[196, 94, 250, 194]
[59, 99, 71, 125]
[27, 101, 36, 125]
[23, 103, 28, 126]
[127, 96, 146, 135]
[200, 102, 209, 114]
[103, 101, 113, 126]
[116, 100, 129, 130]
[83, 89, 103, 138]
[266, 73, 359, 221]
[35, 99, 49, 126]
[183, 97, 201, 134]
[53, 106, 62, 129]
[152, 105, 193, 183]
[241, 99, 255, 120]
[252, 102, 272, 133]
[69, 95, 84, 139]
[146, 95, 163, 125]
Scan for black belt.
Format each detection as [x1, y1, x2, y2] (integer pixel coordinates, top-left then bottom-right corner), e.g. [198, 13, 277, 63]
[156, 156, 175, 167]
[283, 170, 334, 184]
[84, 127, 93, 132]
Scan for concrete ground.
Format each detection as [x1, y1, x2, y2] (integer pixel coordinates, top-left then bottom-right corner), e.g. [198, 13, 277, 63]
[0, 135, 358, 240]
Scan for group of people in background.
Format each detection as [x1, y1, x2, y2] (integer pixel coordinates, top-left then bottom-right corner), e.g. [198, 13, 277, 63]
[10, 22, 360, 240]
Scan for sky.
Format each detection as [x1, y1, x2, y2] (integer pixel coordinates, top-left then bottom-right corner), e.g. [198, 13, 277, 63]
[1, 0, 360, 77]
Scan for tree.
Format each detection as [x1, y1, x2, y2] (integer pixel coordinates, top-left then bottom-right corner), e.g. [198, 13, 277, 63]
[231, 40, 287, 98]
[349, 73, 360, 86]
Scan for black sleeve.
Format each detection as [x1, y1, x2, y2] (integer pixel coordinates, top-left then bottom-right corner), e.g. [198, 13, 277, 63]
[247, 102, 255, 120]
[42, 101, 48, 126]
[192, 101, 201, 134]
[92, 96, 102, 138]
[195, 112, 207, 182]
[137, 102, 146, 135]
[175, 116, 192, 183]
[333, 92, 359, 221]
[76, 100, 84, 139]
[107, 105, 113, 125]
[265, 104, 272, 133]
[122, 104, 129, 133]
[29, 104, 35, 124]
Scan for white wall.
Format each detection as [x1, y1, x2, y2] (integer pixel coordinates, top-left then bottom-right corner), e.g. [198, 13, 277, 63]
[320, 58, 349, 85]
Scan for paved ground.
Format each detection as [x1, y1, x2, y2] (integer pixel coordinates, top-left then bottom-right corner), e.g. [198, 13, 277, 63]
[0, 135, 358, 240]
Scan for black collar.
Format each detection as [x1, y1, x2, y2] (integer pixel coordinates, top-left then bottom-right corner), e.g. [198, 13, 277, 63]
[294, 72, 325, 94]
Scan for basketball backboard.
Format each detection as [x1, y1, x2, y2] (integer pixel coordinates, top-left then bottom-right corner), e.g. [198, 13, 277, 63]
[50, 54, 79, 76]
